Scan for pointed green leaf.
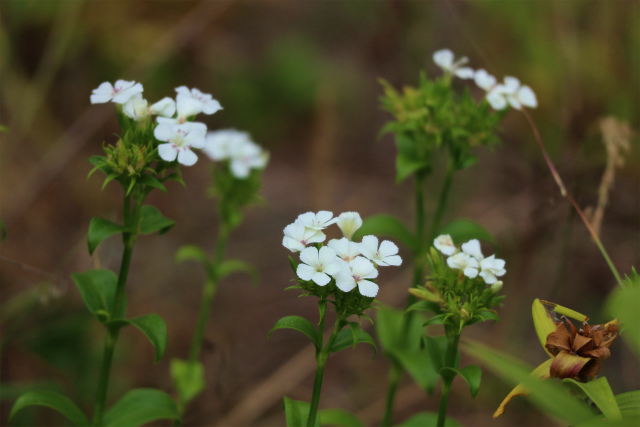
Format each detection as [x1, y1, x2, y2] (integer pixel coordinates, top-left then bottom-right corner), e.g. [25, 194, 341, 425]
[72, 269, 122, 322]
[10, 390, 89, 426]
[440, 365, 482, 398]
[139, 205, 175, 235]
[437, 219, 495, 244]
[283, 397, 319, 427]
[615, 391, 640, 419]
[88, 218, 127, 255]
[406, 299, 442, 315]
[396, 412, 461, 427]
[396, 154, 429, 184]
[102, 173, 120, 191]
[388, 348, 439, 393]
[218, 259, 260, 285]
[348, 322, 360, 349]
[563, 378, 621, 420]
[352, 214, 416, 252]
[607, 277, 640, 356]
[269, 316, 320, 349]
[318, 409, 364, 427]
[102, 388, 180, 427]
[329, 329, 376, 359]
[138, 174, 167, 193]
[532, 298, 561, 357]
[107, 314, 167, 362]
[423, 314, 446, 326]
[175, 245, 209, 265]
[171, 358, 205, 406]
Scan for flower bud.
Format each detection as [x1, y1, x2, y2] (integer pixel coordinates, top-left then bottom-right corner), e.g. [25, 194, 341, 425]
[336, 212, 362, 240]
[490, 280, 503, 294]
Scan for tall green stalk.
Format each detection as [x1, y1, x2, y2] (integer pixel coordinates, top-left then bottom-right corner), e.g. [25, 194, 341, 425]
[436, 326, 461, 427]
[429, 158, 455, 241]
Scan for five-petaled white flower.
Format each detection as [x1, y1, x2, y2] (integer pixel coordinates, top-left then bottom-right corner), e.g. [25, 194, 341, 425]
[296, 211, 337, 231]
[328, 238, 361, 262]
[359, 235, 402, 267]
[282, 222, 325, 252]
[461, 239, 484, 261]
[154, 122, 206, 166]
[336, 212, 362, 240]
[334, 257, 379, 297]
[433, 49, 474, 79]
[479, 255, 506, 284]
[296, 246, 342, 286]
[497, 77, 537, 110]
[447, 252, 479, 278]
[90, 80, 144, 104]
[434, 234, 457, 256]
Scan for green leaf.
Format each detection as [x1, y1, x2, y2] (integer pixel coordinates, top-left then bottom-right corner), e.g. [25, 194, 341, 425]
[218, 259, 260, 285]
[318, 409, 364, 427]
[437, 218, 495, 244]
[396, 411, 461, 427]
[139, 205, 175, 235]
[88, 217, 127, 255]
[107, 314, 167, 362]
[348, 322, 360, 349]
[283, 397, 319, 427]
[103, 388, 180, 427]
[102, 173, 120, 191]
[329, 329, 377, 359]
[389, 348, 439, 393]
[175, 245, 209, 265]
[406, 300, 442, 315]
[377, 305, 425, 352]
[616, 390, 640, 419]
[171, 358, 205, 406]
[532, 298, 561, 357]
[607, 277, 640, 356]
[563, 378, 621, 420]
[462, 339, 594, 425]
[138, 174, 167, 193]
[423, 314, 446, 326]
[440, 365, 482, 398]
[352, 214, 416, 252]
[269, 316, 320, 349]
[72, 269, 121, 322]
[396, 153, 429, 184]
[10, 390, 89, 426]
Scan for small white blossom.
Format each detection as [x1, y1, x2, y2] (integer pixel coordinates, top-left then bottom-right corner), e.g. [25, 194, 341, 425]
[154, 122, 206, 166]
[149, 97, 176, 117]
[474, 70, 508, 110]
[328, 238, 361, 262]
[282, 222, 325, 252]
[175, 86, 222, 118]
[90, 80, 144, 104]
[461, 239, 484, 261]
[296, 211, 337, 231]
[336, 212, 362, 240]
[123, 96, 150, 121]
[359, 235, 402, 267]
[479, 255, 506, 284]
[447, 252, 479, 278]
[296, 246, 342, 286]
[433, 49, 474, 79]
[334, 257, 379, 297]
[202, 130, 268, 179]
[434, 234, 457, 256]
[497, 77, 537, 110]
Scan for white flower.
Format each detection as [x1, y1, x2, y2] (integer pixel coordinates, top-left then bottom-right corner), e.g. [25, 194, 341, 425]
[434, 234, 457, 256]
[296, 246, 342, 286]
[461, 239, 484, 261]
[202, 129, 268, 179]
[334, 257, 379, 297]
[474, 70, 508, 110]
[90, 80, 144, 104]
[282, 222, 325, 252]
[296, 211, 337, 231]
[497, 77, 537, 110]
[359, 235, 402, 267]
[202, 129, 249, 161]
[123, 96, 150, 121]
[175, 85, 222, 117]
[328, 238, 361, 262]
[154, 122, 206, 166]
[149, 97, 176, 117]
[433, 49, 474, 79]
[447, 252, 479, 278]
[336, 212, 362, 240]
[474, 69, 497, 91]
[479, 255, 506, 284]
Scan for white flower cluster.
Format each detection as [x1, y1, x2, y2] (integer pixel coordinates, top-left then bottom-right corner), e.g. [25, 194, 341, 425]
[433, 234, 506, 285]
[433, 49, 538, 111]
[201, 130, 268, 179]
[90, 80, 223, 166]
[282, 211, 402, 298]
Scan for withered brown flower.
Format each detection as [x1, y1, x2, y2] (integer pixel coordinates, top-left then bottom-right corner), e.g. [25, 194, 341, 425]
[545, 317, 619, 381]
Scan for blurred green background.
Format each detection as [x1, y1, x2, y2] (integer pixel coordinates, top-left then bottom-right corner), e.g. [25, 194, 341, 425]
[1, 1, 638, 426]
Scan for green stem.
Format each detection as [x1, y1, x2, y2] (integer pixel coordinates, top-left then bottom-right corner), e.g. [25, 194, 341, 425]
[380, 363, 402, 427]
[92, 190, 143, 426]
[429, 157, 455, 242]
[436, 327, 461, 427]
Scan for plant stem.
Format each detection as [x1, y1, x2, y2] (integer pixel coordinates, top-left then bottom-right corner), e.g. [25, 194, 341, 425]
[429, 157, 455, 241]
[92, 190, 143, 426]
[380, 363, 402, 427]
[412, 171, 427, 290]
[436, 328, 461, 427]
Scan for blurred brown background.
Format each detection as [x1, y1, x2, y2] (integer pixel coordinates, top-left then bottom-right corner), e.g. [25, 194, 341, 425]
[1, 1, 639, 426]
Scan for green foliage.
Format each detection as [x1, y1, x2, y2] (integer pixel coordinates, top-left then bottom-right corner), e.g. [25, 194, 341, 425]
[616, 391, 640, 419]
[217, 259, 260, 285]
[396, 412, 461, 427]
[441, 365, 481, 398]
[437, 219, 495, 245]
[10, 390, 89, 426]
[269, 316, 321, 349]
[108, 314, 168, 362]
[328, 328, 377, 359]
[352, 214, 417, 252]
[283, 397, 320, 427]
[390, 348, 439, 393]
[211, 162, 265, 230]
[102, 388, 180, 427]
[317, 409, 364, 427]
[376, 306, 426, 353]
[606, 269, 640, 356]
[563, 378, 621, 421]
[138, 205, 175, 235]
[87, 217, 127, 255]
[175, 244, 209, 265]
[72, 269, 123, 323]
[171, 359, 205, 408]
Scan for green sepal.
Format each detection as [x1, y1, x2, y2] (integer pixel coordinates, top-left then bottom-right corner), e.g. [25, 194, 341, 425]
[125, 177, 137, 196]
[171, 358, 205, 407]
[396, 153, 430, 184]
[395, 412, 461, 427]
[466, 309, 500, 326]
[138, 174, 167, 193]
[318, 409, 364, 427]
[288, 256, 299, 275]
[217, 259, 260, 285]
[107, 314, 167, 362]
[175, 245, 209, 265]
[269, 316, 321, 349]
[102, 173, 120, 191]
[87, 217, 127, 255]
[348, 322, 360, 349]
[72, 269, 123, 322]
[352, 214, 416, 252]
[406, 299, 442, 315]
[615, 390, 640, 419]
[437, 218, 495, 244]
[10, 390, 90, 426]
[283, 397, 319, 427]
[563, 377, 621, 421]
[102, 388, 180, 427]
[329, 328, 376, 359]
[139, 205, 175, 235]
[440, 365, 482, 397]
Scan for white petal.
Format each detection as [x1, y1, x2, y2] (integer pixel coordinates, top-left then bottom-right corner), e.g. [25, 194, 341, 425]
[150, 97, 176, 117]
[90, 82, 114, 104]
[324, 261, 342, 276]
[379, 240, 399, 257]
[463, 267, 479, 278]
[230, 159, 251, 178]
[487, 91, 508, 110]
[503, 77, 520, 93]
[351, 256, 378, 279]
[336, 212, 362, 240]
[315, 210, 334, 226]
[202, 98, 223, 115]
[334, 269, 356, 292]
[474, 69, 496, 91]
[480, 270, 497, 284]
[306, 230, 326, 245]
[175, 86, 191, 96]
[433, 49, 454, 70]
[299, 247, 319, 267]
[318, 246, 338, 266]
[312, 272, 331, 286]
[184, 129, 206, 149]
[177, 94, 203, 118]
[461, 239, 483, 260]
[357, 280, 379, 297]
[297, 264, 317, 281]
[455, 67, 475, 79]
[517, 86, 537, 108]
[177, 149, 198, 166]
[381, 255, 402, 266]
[283, 236, 305, 252]
[158, 143, 178, 162]
[359, 235, 379, 259]
[112, 82, 144, 104]
[154, 123, 174, 142]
